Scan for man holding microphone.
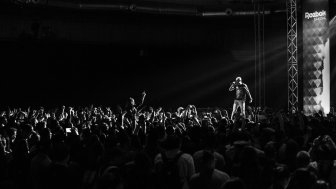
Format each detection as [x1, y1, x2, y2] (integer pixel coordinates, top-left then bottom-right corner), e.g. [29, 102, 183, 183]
[229, 77, 253, 120]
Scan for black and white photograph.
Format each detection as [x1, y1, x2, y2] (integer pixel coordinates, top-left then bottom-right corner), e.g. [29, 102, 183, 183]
[0, 0, 335, 189]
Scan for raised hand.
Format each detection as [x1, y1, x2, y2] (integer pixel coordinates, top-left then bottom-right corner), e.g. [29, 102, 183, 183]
[122, 111, 127, 117]
[129, 97, 135, 106]
[156, 107, 162, 113]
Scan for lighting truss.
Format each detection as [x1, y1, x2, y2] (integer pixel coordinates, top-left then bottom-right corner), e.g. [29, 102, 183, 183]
[287, 0, 298, 113]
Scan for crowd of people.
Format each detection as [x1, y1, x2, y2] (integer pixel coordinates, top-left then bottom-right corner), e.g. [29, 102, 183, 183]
[0, 91, 336, 189]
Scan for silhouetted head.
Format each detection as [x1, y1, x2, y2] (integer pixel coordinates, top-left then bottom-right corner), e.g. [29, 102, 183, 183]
[162, 134, 181, 151]
[312, 180, 329, 189]
[296, 151, 310, 168]
[287, 168, 317, 189]
[221, 177, 246, 189]
[200, 150, 215, 172]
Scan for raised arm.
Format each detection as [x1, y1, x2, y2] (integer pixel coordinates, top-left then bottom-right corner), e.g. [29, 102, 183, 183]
[136, 91, 147, 110]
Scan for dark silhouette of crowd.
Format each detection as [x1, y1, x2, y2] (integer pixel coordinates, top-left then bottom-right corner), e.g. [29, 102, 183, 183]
[0, 91, 336, 189]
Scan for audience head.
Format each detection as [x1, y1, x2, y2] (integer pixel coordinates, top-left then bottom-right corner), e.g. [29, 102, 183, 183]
[52, 141, 69, 163]
[312, 180, 330, 189]
[200, 150, 215, 172]
[221, 177, 246, 189]
[286, 168, 317, 189]
[296, 151, 310, 168]
[273, 165, 290, 189]
[162, 134, 181, 151]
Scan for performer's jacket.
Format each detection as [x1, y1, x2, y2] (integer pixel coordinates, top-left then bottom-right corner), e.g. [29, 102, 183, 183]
[235, 83, 248, 101]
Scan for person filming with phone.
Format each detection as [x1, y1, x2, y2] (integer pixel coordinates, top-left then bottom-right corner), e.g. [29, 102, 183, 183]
[229, 76, 253, 120]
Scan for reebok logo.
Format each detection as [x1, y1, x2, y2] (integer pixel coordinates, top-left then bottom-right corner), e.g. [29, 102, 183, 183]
[305, 11, 326, 21]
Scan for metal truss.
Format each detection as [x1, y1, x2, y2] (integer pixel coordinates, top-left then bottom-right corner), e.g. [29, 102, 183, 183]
[287, 0, 298, 113]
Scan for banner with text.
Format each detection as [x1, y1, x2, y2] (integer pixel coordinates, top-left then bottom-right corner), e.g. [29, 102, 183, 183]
[303, 0, 330, 115]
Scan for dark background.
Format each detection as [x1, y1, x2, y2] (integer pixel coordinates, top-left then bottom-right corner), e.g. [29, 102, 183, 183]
[0, 2, 334, 110]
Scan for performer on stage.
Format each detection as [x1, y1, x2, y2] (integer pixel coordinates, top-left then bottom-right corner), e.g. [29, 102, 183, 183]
[229, 77, 253, 120]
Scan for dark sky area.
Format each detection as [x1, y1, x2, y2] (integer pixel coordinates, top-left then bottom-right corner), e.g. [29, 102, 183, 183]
[0, 4, 334, 110]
